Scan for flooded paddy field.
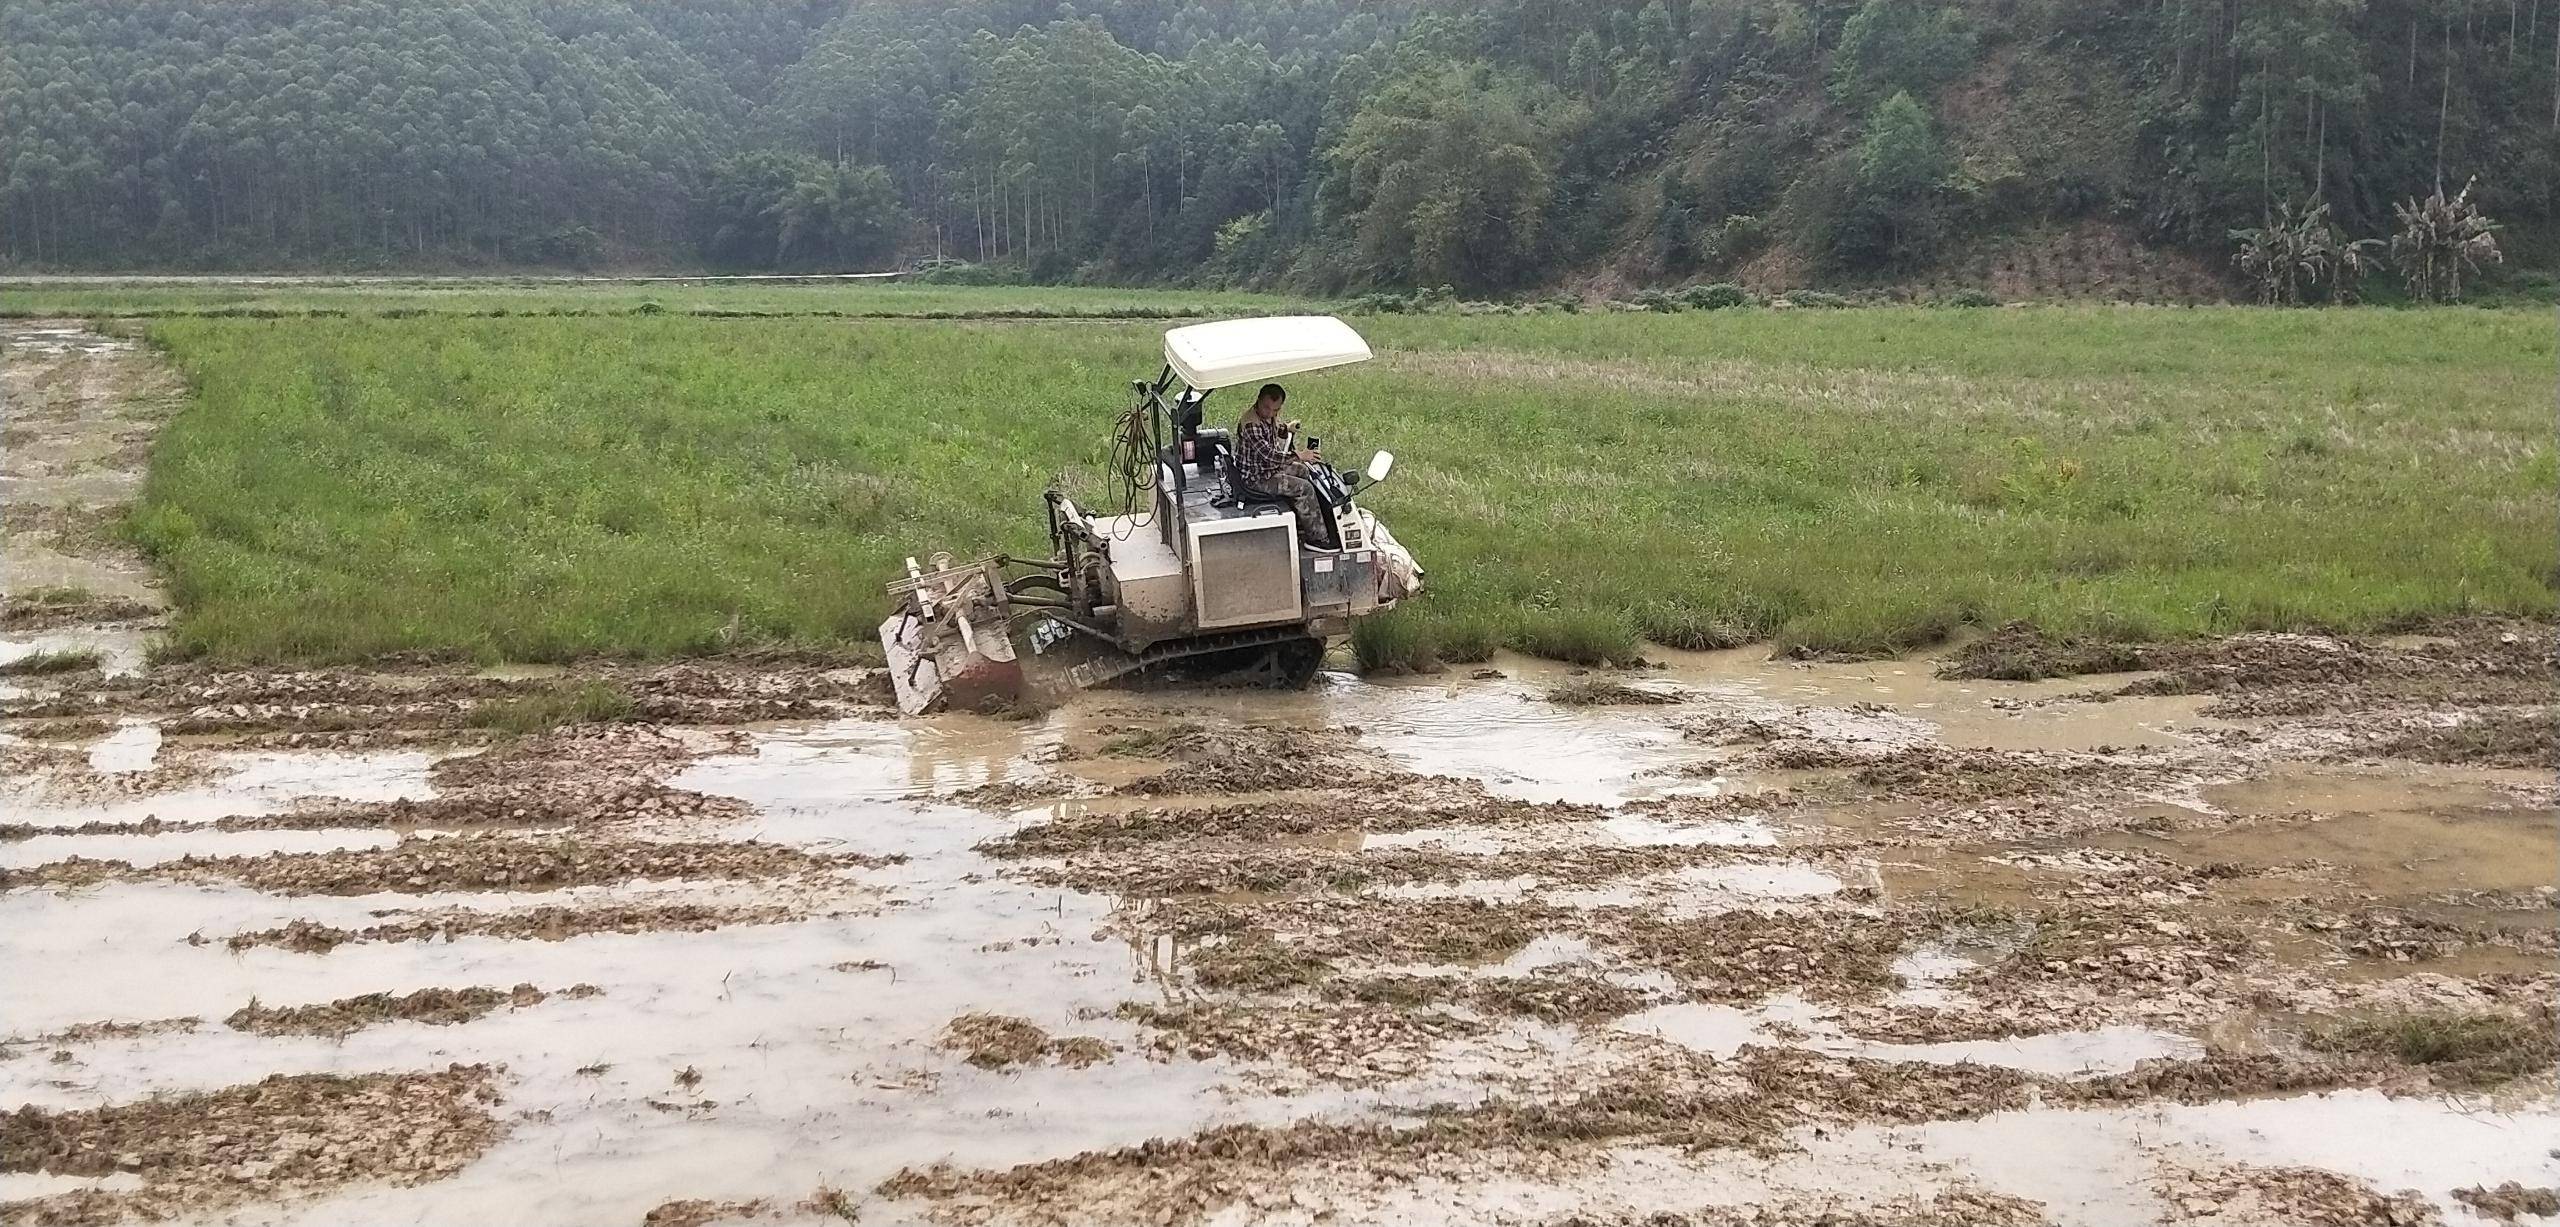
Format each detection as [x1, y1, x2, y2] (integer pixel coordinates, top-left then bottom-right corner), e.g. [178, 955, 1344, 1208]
[6, 318, 2556, 1226]
[5, 631, 2554, 1226]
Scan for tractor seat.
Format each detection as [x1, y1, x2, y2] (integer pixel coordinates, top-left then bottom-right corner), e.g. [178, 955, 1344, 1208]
[1217, 453, 1298, 508]
[1232, 485, 1296, 507]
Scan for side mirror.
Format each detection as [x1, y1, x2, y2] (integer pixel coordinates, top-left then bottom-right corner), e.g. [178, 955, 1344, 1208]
[1365, 450, 1396, 484]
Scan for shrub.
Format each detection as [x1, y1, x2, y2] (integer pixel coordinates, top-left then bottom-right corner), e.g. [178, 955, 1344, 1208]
[1631, 288, 1681, 313]
[1350, 611, 1438, 675]
[914, 261, 1009, 285]
[1635, 604, 1752, 651]
[1940, 288, 1997, 307]
[1431, 616, 1502, 664]
[0, 647, 105, 675]
[1779, 290, 1851, 309]
[2390, 178, 2503, 304]
[463, 680, 637, 735]
[1678, 282, 1749, 310]
[1704, 215, 1768, 265]
[1510, 609, 1644, 666]
[2306, 1009, 2555, 1089]
[2230, 200, 2378, 305]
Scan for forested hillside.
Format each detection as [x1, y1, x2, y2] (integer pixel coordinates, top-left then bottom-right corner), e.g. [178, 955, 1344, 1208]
[3, 0, 2551, 296]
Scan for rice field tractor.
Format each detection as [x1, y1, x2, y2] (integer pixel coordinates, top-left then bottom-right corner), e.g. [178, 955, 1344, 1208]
[880, 315, 1424, 714]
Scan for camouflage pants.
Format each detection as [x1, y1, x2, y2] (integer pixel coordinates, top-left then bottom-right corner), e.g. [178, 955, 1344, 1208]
[1244, 472, 1330, 546]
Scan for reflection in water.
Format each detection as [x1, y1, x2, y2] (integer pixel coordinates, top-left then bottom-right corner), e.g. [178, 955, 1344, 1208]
[86, 720, 161, 773]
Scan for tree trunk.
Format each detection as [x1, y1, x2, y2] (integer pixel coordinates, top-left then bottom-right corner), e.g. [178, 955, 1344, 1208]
[2435, 14, 2452, 189]
[2260, 49, 2273, 208]
[2313, 102, 2325, 198]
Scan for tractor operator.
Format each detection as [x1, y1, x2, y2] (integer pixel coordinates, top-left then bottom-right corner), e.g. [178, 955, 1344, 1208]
[1234, 382, 1329, 547]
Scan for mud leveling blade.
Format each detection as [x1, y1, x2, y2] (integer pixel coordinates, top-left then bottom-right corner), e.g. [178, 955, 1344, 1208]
[879, 554, 1024, 715]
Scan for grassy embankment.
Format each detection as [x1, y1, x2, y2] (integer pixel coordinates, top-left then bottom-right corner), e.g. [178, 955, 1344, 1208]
[86, 299, 2557, 666]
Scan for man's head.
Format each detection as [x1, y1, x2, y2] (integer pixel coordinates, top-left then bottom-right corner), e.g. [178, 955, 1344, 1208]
[1252, 383, 1286, 419]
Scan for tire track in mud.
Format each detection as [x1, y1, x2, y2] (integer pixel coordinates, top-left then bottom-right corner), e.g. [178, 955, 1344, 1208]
[1, 319, 180, 624]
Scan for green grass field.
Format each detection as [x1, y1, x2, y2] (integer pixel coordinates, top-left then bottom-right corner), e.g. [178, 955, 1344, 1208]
[0, 278, 1320, 320]
[87, 297, 2558, 665]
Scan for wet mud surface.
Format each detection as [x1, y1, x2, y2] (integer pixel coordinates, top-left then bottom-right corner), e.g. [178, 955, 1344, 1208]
[5, 320, 2556, 1225]
[6, 634, 2550, 1227]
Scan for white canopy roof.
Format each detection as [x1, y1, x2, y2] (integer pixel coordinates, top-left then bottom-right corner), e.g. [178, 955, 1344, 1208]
[1163, 315, 1372, 390]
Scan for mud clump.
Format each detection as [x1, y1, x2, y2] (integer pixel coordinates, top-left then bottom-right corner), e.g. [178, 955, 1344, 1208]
[2063, 1050, 2366, 1105]
[979, 785, 1601, 857]
[1281, 896, 1553, 966]
[1939, 623, 2150, 681]
[1015, 835, 1818, 898]
[0, 815, 193, 842]
[0, 595, 159, 631]
[1186, 926, 1333, 992]
[1136, 896, 1560, 991]
[936, 1014, 1114, 1070]
[943, 776, 1102, 808]
[2305, 907, 2558, 964]
[2301, 1006, 2557, 1089]
[2453, 1183, 2560, 1223]
[2118, 621, 2555, 717]
[1738, 1046, 2040, 1125]
[1835, 745, 2151, 804]
[222, 901, 814, 953]
[878, 1055, 2040, 1225]
[1991, 908, 2256, 994]
[224, 983, 600, 1038]
[1543, 679, 1680, 707]
[4, 833, 895, 895]
[292, 781, 753, 835]
[1533, 1188, 2052, 1226]
[1588, 908, 1904, 1004]
[0, 1018, 199, 1058]
[1116, 723, 1405, 795]
[2375, 710, 2554, 768]
[0, 1064, 503, 1224]
[426, 723, 724, 790]
[0, 744, 215, 808]
[2156, 1163, 2437, 1226]
[6, 717, 117, 743]
[938, 1014, 1048, 1069]
[1326, 972, 1654, 1023]
[1115, 1001, 1485, 1082]
[3, 663, 874, 739]
[643, 1198, 775, 1227]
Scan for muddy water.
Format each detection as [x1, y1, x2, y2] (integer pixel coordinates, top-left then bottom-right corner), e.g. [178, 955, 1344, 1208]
[1332, 1092, 2560, 1227]
[1657, 644, 2233, 751]
[5, 636, 2554, 1223]
[4, 741, 444, 826]
[2121, 762, 2557, 896]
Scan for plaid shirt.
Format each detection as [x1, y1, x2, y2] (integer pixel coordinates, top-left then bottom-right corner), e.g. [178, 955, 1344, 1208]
[1234, 412, 1296, 486]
